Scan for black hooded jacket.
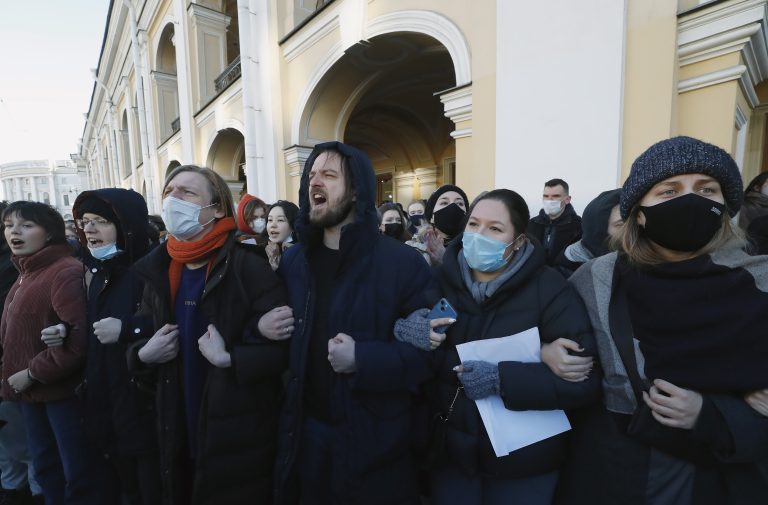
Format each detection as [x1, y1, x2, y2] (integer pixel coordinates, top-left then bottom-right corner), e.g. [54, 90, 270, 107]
[554, 189, 621, 275]
[72, 188, 156, 458]
[528, 203, 582, 265]
[274, 142, 434, 505]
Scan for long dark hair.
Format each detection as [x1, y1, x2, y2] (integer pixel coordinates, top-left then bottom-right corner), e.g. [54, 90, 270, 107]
[267, 200, 300, 242]
[2, 201, 67, 245]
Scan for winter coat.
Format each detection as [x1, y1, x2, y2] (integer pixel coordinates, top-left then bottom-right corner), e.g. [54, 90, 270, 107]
[564, 251, 768, 505]
[0, 245, 18, 313]
[274, 141, 434, 505]
[528, 203, 583, 265]
[0, 244, 87, 402]
[130, 233, 287, 505]
[72, 189, 157, 458]
[431, 236, 600, 478]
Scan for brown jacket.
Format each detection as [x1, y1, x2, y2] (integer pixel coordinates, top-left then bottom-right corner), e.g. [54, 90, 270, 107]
[1, 244, 87, 402]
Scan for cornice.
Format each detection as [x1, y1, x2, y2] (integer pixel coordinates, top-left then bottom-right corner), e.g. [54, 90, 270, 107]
[678, 0, 768, 106]
[282, 12, 340, 63]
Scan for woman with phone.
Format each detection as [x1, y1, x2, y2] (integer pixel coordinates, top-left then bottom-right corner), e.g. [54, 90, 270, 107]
[395, 189, 600, 505]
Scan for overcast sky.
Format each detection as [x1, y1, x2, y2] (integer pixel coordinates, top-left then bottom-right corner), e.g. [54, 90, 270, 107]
[0, 1, 109, 164]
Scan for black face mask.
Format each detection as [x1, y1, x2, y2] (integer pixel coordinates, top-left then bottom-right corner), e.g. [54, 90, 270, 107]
[409, 215, 425, 228]
[640, 193, 725, 252]
[383, 222, 404, 238]
[433, 203, 466, 238]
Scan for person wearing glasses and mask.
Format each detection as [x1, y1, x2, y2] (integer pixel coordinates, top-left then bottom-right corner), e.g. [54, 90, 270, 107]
[68, 189, 161, 504]
[129, 166, 287, 505]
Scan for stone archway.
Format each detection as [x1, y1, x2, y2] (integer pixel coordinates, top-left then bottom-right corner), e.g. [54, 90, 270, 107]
[205, 128, 246, 201]
[292, 32, 457, 204]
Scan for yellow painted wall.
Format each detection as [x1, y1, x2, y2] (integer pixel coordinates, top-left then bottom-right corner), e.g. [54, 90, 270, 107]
[276, 0, 496, 202]
[678, 80, 740, 150]
[621, 0, 679, 180]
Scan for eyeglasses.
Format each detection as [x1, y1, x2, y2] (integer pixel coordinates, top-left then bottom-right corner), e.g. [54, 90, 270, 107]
[75, 218, 111, 229]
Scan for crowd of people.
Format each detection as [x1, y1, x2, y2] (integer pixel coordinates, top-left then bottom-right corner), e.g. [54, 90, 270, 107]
[0, 136, 766, 505]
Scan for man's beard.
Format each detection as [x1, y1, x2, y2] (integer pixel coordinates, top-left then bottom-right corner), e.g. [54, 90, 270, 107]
[309, 193, 355, 229]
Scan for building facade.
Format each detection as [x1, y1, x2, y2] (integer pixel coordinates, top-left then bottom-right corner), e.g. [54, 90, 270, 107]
[0, 160, 89, 219]
[81, 0, 768, 214]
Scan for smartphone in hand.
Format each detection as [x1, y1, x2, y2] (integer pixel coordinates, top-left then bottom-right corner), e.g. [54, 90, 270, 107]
[428, 298, 457, 334]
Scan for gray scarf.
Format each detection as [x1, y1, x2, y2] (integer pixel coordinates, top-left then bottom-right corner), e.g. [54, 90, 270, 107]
[459, 238, 534, 304]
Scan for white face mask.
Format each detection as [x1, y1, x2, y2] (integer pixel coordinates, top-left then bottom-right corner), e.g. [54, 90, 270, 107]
[162, 196, 215, 240]
[252, 218, 266, 234]
[88, 242, 120, 261]
[542, 200, 563, 217]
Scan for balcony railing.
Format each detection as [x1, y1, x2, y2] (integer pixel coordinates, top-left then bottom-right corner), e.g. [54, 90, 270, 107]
[215, 55, 242, 93]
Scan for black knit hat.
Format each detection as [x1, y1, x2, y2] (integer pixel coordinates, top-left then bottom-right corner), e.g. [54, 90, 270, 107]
[425, 184, 470, 222]
[620, 136, 743, 219]
[75, 196, 123, 247]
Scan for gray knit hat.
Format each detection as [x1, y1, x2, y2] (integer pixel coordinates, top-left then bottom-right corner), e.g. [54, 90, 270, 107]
[620, 136, 743, 219]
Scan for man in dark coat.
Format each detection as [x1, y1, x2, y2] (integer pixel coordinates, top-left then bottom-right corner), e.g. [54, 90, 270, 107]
[527, 178, 582, 265]
[273, 142, 434, 505]
[130, 165, 287, 505]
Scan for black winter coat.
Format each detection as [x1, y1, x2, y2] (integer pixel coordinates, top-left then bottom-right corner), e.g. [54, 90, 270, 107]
[274, 141, 434, 505]
[432, 236, 600, 478]
[73, 189, 157, 458]
[131, 233, 287, 505]
[528, 204, 583, 265]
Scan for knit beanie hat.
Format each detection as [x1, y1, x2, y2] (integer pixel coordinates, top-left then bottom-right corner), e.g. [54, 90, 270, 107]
[425, 184, 470, 222]
[75, 196, 119, 224]
[620, 136, 743, 219]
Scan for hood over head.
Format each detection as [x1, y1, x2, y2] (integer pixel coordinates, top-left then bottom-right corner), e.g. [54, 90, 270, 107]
[236, 194, 267, 234]
[581, 189, 621, 257]
[73, 188, 149, 262]
[296, 141, 378, 261]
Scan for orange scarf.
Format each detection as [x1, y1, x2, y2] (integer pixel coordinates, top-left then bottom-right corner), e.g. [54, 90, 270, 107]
[167, 217, 236, 306]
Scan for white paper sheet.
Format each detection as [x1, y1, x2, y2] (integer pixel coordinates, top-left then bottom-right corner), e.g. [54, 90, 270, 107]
[456, 327, 571, 457]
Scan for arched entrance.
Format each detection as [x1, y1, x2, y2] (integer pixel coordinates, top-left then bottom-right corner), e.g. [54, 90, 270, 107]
[295, 32, 457, 205]
[206, 128, 246, 202]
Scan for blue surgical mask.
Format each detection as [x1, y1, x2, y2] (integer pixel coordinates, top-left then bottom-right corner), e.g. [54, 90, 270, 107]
[462, 232, 515, 272]
[88, 242, 120, 261]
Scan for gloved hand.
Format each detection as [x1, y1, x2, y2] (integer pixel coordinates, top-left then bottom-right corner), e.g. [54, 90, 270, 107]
[394, 309, 431, 350]
[456, 360, 499, 400]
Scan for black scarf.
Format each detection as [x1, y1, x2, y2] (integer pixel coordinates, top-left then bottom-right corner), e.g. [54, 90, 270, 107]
[619, 254, 768, 393]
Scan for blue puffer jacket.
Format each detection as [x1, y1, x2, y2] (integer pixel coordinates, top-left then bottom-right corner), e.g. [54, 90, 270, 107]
[274, 142, 434, 505]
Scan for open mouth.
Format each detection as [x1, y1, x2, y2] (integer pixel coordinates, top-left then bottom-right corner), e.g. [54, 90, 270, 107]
[311, 192, 327, 207]
[9, 239, 24, 248]
[87, 238, 103, 247]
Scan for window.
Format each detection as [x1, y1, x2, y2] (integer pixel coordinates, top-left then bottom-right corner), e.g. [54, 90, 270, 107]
[63, 194, 70, 206]
[43, 192, 50, 204]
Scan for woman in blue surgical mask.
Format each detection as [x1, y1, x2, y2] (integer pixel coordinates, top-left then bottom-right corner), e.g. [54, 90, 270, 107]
[392, 189, 599, 505]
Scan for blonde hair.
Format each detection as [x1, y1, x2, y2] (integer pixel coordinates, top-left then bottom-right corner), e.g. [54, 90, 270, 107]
[164, 165, 234, 218]
[612, 205, 745, 265]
